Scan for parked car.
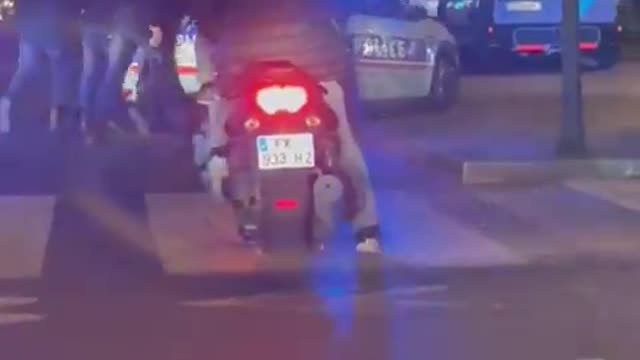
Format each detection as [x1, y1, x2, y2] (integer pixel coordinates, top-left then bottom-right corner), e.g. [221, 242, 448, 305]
[123, 4, 461, 112]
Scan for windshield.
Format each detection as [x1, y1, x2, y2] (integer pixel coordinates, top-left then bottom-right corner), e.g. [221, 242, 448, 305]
[494, 0, 617, 24]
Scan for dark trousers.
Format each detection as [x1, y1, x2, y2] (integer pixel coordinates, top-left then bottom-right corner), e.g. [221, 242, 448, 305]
[79, 30, 137, 127]
[6, 37, 79, 108]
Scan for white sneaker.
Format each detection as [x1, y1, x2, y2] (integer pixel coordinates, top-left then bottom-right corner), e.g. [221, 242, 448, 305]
[0, 97, 11, 133]
[356, 238, 382, 254]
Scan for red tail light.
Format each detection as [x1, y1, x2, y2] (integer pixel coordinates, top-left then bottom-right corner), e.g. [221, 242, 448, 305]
[515, 44, 545, 53]
[256, 86, 308, 115]
[516, 43, 599, 53]
[274, 199, 298, 210]
[579, 43, 598, 51]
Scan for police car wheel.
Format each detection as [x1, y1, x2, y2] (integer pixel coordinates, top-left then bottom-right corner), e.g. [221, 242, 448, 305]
[428, 53, 460, 112]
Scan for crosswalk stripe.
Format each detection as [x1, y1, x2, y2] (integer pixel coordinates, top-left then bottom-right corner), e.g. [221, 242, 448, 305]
[0, 189, 524, 280]
[0, 296, 38, 307]
[377, 191, 524, 267]
[146, 193, 251, 275]
[148, 191, 523, 274]
[566, 180, 640, 212]
[181, 285, 456, 315]
[0, 297, 45, 326]
[475, 182, 640, 257]
[0, 196, 55, 279]
[0, 313, 46, 326]
[183, 285, 448, 308]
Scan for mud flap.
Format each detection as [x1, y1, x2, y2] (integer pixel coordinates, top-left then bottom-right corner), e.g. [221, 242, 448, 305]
[312, 174, 344, 246]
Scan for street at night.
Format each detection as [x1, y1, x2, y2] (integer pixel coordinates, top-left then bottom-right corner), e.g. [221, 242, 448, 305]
[1, 58, 640, 359]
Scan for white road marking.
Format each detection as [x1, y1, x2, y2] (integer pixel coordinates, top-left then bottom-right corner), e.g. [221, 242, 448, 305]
[377, 191, 524, 267]
[0, 313, 46, 326]
[566, 180, 640, 212]
[0, 196, 56, 279]
[182, 285, 451, 311]
[0, 297, 45, 326]
[146, 193, 247, 275]
[0, 296, 38, 307]
[394, 299, 466, 309]
[149, 190, 523, 275]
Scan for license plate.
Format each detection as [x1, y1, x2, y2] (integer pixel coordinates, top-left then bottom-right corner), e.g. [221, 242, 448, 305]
[353, 35, 427, 63]
[506, 1, 542, 12]
[257, 133, 315, 170]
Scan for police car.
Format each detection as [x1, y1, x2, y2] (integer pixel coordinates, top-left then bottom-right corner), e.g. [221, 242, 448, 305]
[123, 5, 460, 112]
[348, 0, 461, 110]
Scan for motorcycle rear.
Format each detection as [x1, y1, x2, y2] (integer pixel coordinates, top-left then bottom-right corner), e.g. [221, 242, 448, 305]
[225, 61, 344, 253]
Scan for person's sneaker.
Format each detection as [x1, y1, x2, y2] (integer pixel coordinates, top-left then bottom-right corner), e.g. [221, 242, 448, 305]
[356, 237, 382, 254]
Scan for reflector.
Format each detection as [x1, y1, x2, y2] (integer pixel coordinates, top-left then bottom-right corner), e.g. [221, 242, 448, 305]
[274, 199, 298, 210]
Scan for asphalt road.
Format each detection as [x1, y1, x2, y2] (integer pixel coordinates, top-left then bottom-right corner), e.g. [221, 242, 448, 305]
[2, 62, 640, 359]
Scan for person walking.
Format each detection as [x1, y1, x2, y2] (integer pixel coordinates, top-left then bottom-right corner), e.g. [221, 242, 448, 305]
[0, 0, 82, 135]
[79, 0, 166, 143]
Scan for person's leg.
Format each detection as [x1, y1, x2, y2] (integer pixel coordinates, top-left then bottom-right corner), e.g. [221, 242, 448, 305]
[127, 105, 150, 136]
[195, 96, 232, 202]
[125, 48, 151, 135]
[93, 34, 137, 140]
[46, 38, 82, 135]
[321, 79, 381, 252]
[79, 31, 108, 132]
[1, 39, 42, 133]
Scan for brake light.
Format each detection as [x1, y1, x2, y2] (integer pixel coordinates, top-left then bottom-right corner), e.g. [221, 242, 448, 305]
[516, 44, 545, 53]
[256, 86, 308, 115]
[274, 199, 298, 210]
[579, 43, 598, 51]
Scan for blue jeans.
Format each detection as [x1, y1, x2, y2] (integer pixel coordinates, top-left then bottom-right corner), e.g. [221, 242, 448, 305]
[5, 38, 79, 108]
[79, 30, 137, 126]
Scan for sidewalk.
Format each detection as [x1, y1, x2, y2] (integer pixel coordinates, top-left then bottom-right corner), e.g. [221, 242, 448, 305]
[359, 67, 640, 266]
[464, 62, 640, 98]
[368, 68, 640, 162]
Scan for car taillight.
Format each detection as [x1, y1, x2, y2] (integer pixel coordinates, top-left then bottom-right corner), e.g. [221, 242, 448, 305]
[256, 86, 308, 115]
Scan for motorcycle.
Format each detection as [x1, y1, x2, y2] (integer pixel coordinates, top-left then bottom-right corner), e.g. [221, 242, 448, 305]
[221, 61, 345, 252]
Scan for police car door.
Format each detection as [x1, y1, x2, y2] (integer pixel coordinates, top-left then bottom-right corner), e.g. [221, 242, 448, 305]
[347, 6, 437, 100]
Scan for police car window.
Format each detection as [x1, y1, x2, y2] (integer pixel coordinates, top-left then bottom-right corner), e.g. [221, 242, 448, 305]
[443, 0, 476, 25]
[357, 0, 405, 18]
